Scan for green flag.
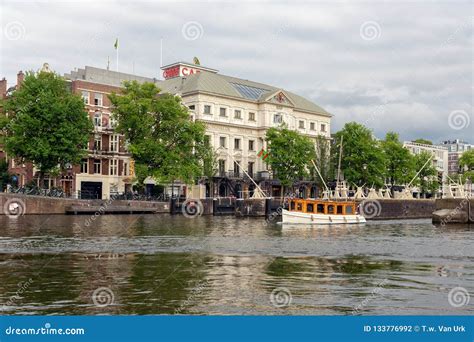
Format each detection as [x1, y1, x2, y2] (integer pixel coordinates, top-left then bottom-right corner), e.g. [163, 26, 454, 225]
[114, 38, 118, 50]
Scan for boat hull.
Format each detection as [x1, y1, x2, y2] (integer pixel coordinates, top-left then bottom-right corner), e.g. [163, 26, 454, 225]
[282, 209, 366, 225]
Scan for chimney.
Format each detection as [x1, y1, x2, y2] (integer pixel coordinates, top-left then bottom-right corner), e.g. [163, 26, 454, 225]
[17, 71, 24, 88]
[0, 78, 6, 99]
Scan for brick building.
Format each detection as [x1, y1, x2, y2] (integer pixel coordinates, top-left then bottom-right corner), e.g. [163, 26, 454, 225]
[2, 61, 332, 199]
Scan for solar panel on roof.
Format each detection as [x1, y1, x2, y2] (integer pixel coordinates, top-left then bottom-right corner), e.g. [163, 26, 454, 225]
[230, 82, 269, 100]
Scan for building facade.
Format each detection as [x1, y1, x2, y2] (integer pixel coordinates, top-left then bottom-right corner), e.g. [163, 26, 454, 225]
[2, 61, 332, 199]
[158, 62, 332, 197]
[439, 139, 473, 174]
[403, 141, 449, 183]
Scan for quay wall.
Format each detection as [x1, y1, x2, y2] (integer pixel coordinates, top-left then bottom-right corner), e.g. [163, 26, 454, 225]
[433, 198, 474, 224]
[0, 193, 170, 215]
[235, 198, 436, 220]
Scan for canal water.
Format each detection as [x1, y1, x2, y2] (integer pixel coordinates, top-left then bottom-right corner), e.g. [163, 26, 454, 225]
[0, 215, 473, 315]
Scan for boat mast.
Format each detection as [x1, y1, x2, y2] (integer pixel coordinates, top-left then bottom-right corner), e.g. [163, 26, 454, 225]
[311, 159, 330, 194]
[336, 136, 343, 193]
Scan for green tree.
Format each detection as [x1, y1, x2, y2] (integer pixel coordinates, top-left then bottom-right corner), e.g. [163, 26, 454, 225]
[459, 149, 474, 182]
[413, 138, 433, 145]
[381, 132, 415, 187]
[265, 125, 315, 190]
[109, 81, 212, 185]
[2, 70, 92, 187]
[0, 160, 11, 191]
[413, 151, 439, 196]
[311, 134, 332, 190]
[333, 122, 386, 187]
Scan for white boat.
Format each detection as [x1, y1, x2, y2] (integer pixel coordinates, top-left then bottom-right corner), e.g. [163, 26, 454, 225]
[282, 199, 366, 225]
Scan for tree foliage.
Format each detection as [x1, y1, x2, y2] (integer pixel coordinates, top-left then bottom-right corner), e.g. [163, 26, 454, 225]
[1, 70, 92, 183]
[412, 151, 439, 194]
[311, 134, 332, 189]
[0, 160, 11, 191]
[412, 138, 433, 145]
[109, 81, 213, 184]
[459, 149, 474, 182]
[381, 132, 415, 186]
[333, 122, 386, 187]
[265, 125, 315, 187]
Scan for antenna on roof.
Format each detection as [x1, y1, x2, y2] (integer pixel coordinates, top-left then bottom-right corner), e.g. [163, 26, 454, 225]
[160, 37, 163, 68]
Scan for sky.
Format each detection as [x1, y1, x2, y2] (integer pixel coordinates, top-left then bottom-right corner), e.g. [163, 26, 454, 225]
[1, 0, 472, 143]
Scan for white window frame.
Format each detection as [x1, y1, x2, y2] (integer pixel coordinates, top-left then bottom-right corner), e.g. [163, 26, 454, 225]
[80, 159, 88, 173]
[234, 110, 242, 119]
[109, 159, 118, 176]
[94, 93, 103, 106]
[94, 135, 102, 150]
[94, 111, 102, 128]
[203, 105, 212, 114]
[234, 138, 241, 150]
[110, 134, 119, 152]
[248, 112, 256, 121]
[274, 113, 283, 124]
[81, 91, 89, 105]
[248, 140, 255, 151]
[93, 160, 101, 174]
[219, 136, 227, 148]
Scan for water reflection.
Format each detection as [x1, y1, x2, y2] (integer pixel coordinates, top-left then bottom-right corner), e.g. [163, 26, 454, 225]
[0, 215, 473, 315]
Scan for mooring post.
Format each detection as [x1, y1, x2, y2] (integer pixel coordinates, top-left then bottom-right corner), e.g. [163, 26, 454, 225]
[265, 198, 272, 218]
[170, 197, 177, 215]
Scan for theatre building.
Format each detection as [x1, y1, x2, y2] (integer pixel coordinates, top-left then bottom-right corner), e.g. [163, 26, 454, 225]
[1, 61, 332, 199]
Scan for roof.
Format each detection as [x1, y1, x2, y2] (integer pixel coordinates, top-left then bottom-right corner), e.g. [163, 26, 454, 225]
[65, 65, 331, 116]
[65, 66, 158, 87]
[159, 71, 331, 116]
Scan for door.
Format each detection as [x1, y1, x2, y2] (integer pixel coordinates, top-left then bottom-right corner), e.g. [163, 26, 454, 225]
[81, 181, 102, 199]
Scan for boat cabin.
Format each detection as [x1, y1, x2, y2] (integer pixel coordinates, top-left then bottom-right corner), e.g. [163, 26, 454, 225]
[289, 199, 357, 216]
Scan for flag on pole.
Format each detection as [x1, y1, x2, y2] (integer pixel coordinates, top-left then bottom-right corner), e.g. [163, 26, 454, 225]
[114, 38, 119, 72]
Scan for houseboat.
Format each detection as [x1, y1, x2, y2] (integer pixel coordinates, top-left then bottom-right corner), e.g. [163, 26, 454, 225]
[282, 198, 366, 225]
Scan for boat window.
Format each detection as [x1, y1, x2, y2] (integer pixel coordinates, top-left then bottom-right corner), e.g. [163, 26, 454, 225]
[290, 201, 296, 210]
[306, 203, 314, 213]
[337, 205, 343, 214]
[296, 202, 303, 211]
[345, 205, 353, 214]
[327, 205, 334, 214]
[317, 204, 325, 213]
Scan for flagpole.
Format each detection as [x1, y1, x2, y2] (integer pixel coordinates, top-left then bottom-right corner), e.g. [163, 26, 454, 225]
[160, 37, 163, 68]
[116, 44, 119, 72]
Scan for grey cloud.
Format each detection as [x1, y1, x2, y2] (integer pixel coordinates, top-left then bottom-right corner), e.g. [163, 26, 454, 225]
[1, 0, 472, 143]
